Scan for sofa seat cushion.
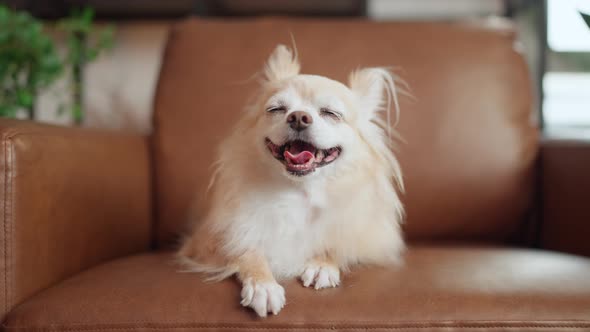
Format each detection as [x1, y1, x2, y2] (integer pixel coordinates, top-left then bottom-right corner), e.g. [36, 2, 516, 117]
[3, 246, 590, 331]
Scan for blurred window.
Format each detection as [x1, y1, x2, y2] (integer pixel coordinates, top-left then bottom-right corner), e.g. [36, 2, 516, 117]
[544, 0, 590, 129]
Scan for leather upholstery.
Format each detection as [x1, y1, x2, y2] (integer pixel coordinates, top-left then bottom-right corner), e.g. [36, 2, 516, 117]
[4, 246, 590, 331]
[153, 18, 538, 247]
[541, 137, 590, 257]
[0, 119, 152, 319]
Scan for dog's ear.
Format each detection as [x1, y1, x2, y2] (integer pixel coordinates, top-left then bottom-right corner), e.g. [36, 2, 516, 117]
[349, 67, 406, 192]
[263, 44, 300, 82]
[348, 67, 400, 125]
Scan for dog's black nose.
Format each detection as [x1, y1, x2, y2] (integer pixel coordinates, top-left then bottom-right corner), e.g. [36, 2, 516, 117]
[287, 111, 313, 131]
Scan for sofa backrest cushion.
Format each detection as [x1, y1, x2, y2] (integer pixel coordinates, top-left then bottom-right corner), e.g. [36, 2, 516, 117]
[152, 18, 538, 247]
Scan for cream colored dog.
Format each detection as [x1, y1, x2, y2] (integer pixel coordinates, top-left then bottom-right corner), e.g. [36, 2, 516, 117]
[179, 44, 405, 317]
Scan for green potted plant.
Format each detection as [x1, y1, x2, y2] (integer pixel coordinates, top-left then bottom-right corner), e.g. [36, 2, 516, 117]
[0, 5, 113, 124]
[0, 5, 62, 119]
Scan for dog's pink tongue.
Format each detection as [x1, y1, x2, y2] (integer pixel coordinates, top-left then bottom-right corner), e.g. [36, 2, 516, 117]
[284, 150, 314, 165]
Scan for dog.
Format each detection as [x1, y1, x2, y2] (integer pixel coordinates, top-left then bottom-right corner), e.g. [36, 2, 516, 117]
[178, 44, 406, 317]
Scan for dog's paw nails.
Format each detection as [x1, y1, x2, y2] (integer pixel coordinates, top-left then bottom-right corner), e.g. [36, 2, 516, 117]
[241, 278, 285, 317]
[301, 266, 316, 287]
[300, 264, 340, 290]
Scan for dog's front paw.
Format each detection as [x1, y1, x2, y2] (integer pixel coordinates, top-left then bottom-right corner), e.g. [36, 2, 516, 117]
[300, 264, 340, 290]
[240, 278, 285, 317]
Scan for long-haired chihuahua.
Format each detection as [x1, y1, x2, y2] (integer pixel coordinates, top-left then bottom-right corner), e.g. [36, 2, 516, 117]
[179, 44, 406, 317]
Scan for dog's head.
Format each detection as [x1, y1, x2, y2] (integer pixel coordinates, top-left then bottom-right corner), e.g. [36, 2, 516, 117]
[242, 44, 403, 183]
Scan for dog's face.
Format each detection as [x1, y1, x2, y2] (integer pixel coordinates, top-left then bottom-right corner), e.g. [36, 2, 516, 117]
[247, 45, 400, 181]
[261, 75, 356, 177]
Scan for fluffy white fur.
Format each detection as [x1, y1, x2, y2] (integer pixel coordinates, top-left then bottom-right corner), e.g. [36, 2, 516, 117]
[179, 44, 406, 317]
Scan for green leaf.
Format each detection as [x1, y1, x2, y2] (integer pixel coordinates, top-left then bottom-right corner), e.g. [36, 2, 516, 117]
[72, 103, 83, 121]
[86, 48, 99, 61]
[81, 7, 94, 25]
[16, 90, 33, 108]
[0, 104, 19, 118]
[0, 6, 9, 18]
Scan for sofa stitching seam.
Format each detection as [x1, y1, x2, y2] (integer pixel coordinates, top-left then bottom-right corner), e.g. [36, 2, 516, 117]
[1, 130, 144, 142]
[3, 322, 590, 330]
[2, 135, 10, 315]
[2, 133, 19, 317]
[8, 135, 14, 313]
[2, 137, 5, 315]
[3, 327, 590, 331]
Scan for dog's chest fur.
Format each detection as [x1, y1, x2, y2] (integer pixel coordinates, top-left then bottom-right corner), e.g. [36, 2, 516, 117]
[220, 172, 402, 279]
[224, 180, 329, 278]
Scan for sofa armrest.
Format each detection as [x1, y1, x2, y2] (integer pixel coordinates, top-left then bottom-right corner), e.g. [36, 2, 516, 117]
[541, 135, 590, 257]
[0, 119, 152, 319]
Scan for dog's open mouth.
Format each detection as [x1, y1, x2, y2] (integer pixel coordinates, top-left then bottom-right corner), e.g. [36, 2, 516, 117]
[265, 138, 342, 176]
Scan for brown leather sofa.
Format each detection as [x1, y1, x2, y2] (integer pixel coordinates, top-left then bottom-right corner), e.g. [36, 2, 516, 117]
[1, 18, 590, 332]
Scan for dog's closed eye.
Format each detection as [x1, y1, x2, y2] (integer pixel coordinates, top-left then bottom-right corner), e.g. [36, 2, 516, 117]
[266, 105, 287, 114]
[320, 107, 343, 121]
